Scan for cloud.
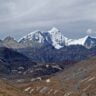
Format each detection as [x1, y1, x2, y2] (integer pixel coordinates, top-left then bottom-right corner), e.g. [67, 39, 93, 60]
[0, 0, 96, 39]
[86, 29, 93, 34]
[86, 28, 96, 35]
[0, 0, 96, 23]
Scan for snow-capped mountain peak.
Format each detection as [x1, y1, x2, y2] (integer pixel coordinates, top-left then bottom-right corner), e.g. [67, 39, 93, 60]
[19, 28, 68, 49]
[49, 27, 60, 34]
[48, 27, 68, 49]
[19, 28, 96, 49]
[19, 30, 45, 43]
[68, 35, 96, 48]
[20, 30, 42, 40]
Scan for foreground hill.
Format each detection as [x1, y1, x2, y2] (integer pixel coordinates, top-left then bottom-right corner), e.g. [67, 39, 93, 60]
[16, 57, 96, 96]
[0, 80, 27, 96]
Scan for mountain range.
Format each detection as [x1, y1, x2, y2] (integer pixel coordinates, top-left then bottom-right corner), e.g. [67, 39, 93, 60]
[19, 27, 96, 49]
[0, 27, 96, 64]
[0, 28, 96, 96]
[0, 27, 96, 75]
[0, 27, 96, 49]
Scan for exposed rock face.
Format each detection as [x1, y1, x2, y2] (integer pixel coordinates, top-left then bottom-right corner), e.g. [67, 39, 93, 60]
[3, 36, 24, 49]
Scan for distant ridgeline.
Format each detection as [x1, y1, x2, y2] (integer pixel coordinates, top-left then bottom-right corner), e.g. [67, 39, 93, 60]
[0, 27, 96, 63]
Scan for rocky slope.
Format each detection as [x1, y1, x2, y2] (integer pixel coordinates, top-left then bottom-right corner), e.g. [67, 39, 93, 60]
[0, 47, 36, 76]
[15, 57, 96, 96]
[0, 56, 95, 96]
[3, 36, 24, 49]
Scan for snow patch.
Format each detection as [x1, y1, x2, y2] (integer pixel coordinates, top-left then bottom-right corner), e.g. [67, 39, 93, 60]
[46, 79, 51, 83]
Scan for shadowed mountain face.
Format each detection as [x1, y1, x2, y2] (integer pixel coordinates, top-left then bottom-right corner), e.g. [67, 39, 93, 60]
[0, 47, 36, 75]
[0, 46, 72, 79]
[17, 45, 94, 63]
[1, 37, 96, 80]
[1, 34, 96, 64]
[2, 36, 96, 63]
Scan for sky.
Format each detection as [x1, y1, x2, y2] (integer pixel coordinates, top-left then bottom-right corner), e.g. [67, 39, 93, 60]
[0, 0, 96, 40]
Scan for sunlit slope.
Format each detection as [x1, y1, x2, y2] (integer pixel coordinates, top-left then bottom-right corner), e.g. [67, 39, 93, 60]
[17, 57, 96, 96]
[0, 80, 27, 96]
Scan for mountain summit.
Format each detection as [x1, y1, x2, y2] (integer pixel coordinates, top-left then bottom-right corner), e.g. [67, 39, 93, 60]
[49, 27, 60, 33]
[48, 27, 68, 49]
[19, 27, 68, 49]
[18, 28, 96, 49]
[68, 36, 96, 48]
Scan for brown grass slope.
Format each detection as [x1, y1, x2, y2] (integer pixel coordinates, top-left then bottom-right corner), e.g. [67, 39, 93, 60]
[16, 57, 96, 96]
[0, 80, 28, 96]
